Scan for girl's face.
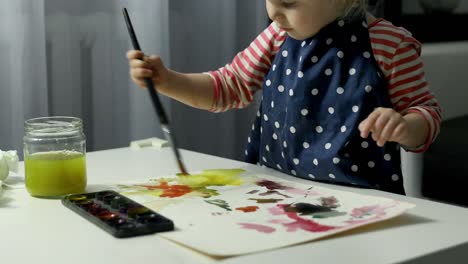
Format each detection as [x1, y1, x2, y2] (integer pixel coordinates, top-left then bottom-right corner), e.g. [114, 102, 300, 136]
[266, 0, 342, 40]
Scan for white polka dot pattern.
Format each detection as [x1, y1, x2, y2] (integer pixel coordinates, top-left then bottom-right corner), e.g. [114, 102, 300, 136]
[243, 18, 404, 194]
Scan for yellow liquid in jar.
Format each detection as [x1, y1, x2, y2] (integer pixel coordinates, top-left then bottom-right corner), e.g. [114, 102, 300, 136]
[25, 151, 87, 197]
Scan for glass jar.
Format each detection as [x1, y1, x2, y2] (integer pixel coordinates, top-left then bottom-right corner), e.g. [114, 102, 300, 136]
[23, 116, 87, 198]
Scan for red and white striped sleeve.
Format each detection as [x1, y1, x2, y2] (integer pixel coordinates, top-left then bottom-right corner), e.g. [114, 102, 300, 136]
[370, 20, 442, 153]
[207, 22, 287, 112]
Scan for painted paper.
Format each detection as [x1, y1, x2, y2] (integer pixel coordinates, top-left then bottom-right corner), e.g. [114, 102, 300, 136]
[114, 169, 414, 256]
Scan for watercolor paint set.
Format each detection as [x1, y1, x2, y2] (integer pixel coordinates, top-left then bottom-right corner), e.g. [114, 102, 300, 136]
[62, 190, 174, 238]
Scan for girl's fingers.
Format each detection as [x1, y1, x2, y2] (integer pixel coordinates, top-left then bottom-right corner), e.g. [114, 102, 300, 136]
[130, 59, 151, 69]
[359, 110, 380, 138]
[131, 77, 148, 88]
[126, 50, 144, 59]
[371, 113, 390, 143]
[373, 112, 390, 133]
[391, 122, 407, 142]
[377, 117, 400, 146]
[358, 107, 408, 146]
[131, 68, 153, 78]
[148, 55, 166, 73]
[358, 120, 368, 137]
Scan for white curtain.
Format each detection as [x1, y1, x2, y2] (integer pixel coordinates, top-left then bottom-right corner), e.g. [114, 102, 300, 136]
[0, 0, 267, 161]
[169, 0, 267, 160]
[0, 1, 48, 154]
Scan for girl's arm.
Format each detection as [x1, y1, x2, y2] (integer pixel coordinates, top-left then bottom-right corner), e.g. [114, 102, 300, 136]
[207, 22, 287, 112]
[128, 22, 287, 112]
[362, 21, 442, 151]
[128, 52, 215, 110]
[387, 36, 441, 151]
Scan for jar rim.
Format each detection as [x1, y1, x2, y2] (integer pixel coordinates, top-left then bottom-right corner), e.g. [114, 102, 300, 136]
[25, 116, 82, 126]
[24, 116, 83, 137]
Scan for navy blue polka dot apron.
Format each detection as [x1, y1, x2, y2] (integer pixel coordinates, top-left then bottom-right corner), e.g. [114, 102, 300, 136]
[245, 17, 405, 195]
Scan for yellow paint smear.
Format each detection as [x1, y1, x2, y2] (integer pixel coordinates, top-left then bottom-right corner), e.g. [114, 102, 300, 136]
[176, 169, 245, 188]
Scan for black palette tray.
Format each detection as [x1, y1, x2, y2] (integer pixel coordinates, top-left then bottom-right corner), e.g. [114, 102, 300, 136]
[62, 190, 174, 238]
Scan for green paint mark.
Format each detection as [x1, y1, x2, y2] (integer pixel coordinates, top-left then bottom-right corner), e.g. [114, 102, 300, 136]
[205, 199, 232, 211]
[311, 211, 347, 219]
[248, 198, 283, 204]
[121, 189, 164, 197]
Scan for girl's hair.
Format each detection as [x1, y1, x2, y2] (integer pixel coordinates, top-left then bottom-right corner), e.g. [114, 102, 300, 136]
[340, 0, 368, 18]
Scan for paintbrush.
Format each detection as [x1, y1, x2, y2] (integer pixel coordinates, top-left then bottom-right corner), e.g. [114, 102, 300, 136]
[122, 8, 189, 175]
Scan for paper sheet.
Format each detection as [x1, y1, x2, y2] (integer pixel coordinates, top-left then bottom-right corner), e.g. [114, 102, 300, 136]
[114, 169, 414, 256]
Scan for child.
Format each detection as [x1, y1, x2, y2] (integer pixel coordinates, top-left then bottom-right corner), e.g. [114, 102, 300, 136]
[127, 0, 441, 195]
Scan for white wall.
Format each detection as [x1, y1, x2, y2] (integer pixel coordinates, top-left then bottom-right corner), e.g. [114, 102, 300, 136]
[403, 40, 468, 198]
[168, 0, 267, 161]
[403, 0, 468, 14]
[422, 41, 468, 120]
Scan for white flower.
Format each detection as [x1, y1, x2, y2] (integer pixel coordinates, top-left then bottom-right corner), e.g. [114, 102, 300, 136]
[0, 150, 18, 181]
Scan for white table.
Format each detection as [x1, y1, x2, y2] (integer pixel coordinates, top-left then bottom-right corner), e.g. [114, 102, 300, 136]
[2, 147, 468, 264]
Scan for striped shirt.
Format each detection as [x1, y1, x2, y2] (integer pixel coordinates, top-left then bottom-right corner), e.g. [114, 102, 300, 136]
[208, 18, 441, 153]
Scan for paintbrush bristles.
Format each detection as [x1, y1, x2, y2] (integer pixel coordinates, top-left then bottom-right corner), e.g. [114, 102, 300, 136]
[178, 159, 189, 175]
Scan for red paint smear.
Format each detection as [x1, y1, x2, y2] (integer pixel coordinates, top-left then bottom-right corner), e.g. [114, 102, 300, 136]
[256, 180, 288, 190]
[256, 180, 318, 196]
[277, 204, 339, 233]
[236, 206, 259, 213]
[140, 182, 192, 198]
[238, 223, 276, 233]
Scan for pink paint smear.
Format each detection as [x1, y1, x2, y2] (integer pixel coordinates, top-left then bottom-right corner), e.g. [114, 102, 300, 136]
[238, 223, 276, 234]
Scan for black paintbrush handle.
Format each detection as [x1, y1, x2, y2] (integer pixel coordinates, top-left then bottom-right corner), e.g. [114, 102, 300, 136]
[123, 8, 169, 125]
[123, 8, 188, 175]
[144, 79, 169, 125]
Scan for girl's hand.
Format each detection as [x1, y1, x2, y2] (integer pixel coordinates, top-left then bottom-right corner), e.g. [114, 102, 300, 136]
[358, 107, 409, 147]
[126, 50, 170, 90]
